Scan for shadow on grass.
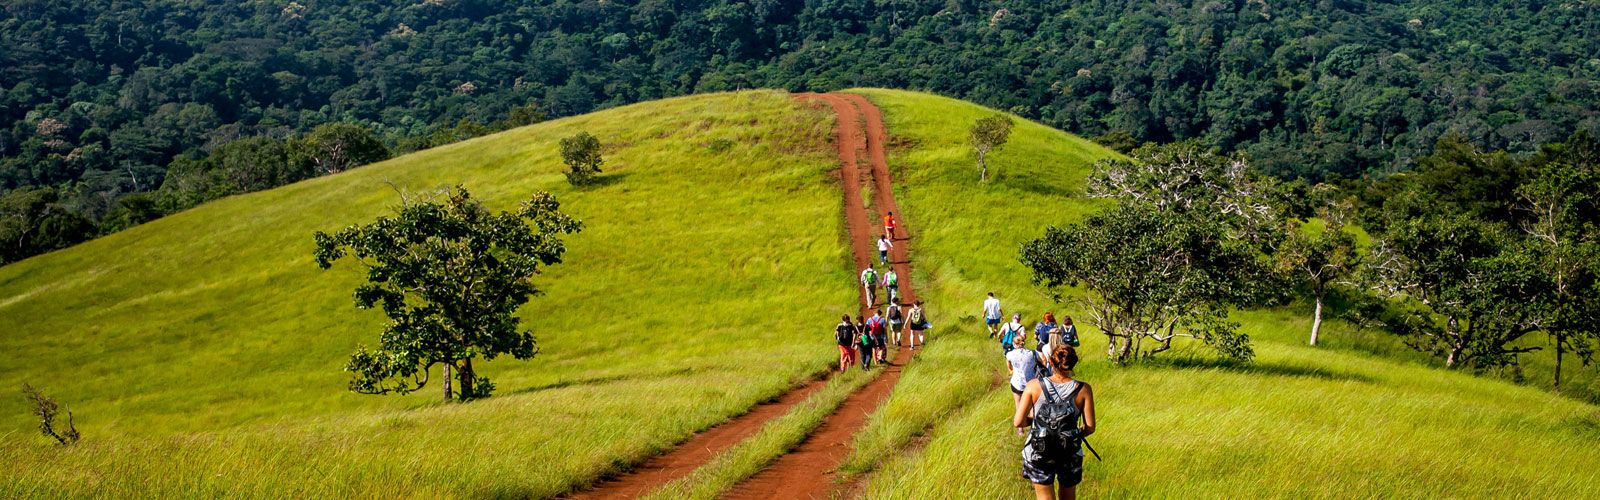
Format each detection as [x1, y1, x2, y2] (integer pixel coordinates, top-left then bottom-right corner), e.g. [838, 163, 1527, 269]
[506, 365, 696, 396]
[1144, 355, 1376, 383]
[573, 172, 631, 190]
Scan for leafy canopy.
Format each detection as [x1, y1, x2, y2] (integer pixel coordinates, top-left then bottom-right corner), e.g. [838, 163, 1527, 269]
[314, 186, 581, 400]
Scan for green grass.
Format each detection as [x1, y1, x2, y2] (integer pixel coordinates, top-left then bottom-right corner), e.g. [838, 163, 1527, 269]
[845, 89, 1600, 497]
[0, 90, 857, 497]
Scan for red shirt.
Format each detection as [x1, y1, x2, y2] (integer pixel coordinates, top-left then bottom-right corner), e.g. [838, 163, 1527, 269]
[884, 215, 897, 228]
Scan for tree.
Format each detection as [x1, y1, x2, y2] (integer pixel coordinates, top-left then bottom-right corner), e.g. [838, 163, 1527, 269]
[1274, 213, 1359, 346]
[1516, 132, 1600, 388]
[0, 187, 95, 263]
[1362, 203, 1548, 369]
[21, 383, 79, 445]
[303, 123, 390, 175]
[1021, 204, 1265, 364]
[1087, 141, 1281, 246]
[970, 114, 1013, 181]
[560, 131, 604, 185]
[314, 187, 582, 401]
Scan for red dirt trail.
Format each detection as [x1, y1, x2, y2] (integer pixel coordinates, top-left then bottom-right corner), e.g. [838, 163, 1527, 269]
[718, 93, 918, 500]
[565, 92, 917, 499]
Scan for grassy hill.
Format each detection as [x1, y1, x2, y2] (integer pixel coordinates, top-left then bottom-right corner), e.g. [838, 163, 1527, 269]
[2, 88, 1597, 498]
[0, 91, 856, 497]
[838, 90, 1600, 497]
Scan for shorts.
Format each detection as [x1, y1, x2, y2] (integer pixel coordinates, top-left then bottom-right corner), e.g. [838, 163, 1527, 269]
[1011, 385, 1024, 396]
[986, 317, 1001, 326]
[838, 345, 853, 358]
[890, 320, 903, 329]
[1021, 440, 1084, 487]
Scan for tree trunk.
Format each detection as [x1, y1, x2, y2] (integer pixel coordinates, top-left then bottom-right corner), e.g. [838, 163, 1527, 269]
[1554, 333, 1565, 390]
[977, 148, 989, 181]
[442, 361, 453, 402]
[1445, 341, 1463, 368]
[458, 358, 475, 399]
[1309, 291, 1324, 346]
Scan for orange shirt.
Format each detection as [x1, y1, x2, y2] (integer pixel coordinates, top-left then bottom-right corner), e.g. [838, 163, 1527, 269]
[884, 215, 897, 228]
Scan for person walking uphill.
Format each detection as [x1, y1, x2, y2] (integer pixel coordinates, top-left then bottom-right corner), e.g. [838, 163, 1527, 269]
[887, 302, 906, 346]
[984, 292, 1004, 338]
[835, 315, 857, 372]
[857, 314, 875, 369]
[860, 265, 879, 307]
[867, 310, 889, 364]
[907, 301, 930, 350]
[877, 234, 894, 266]
[884, 211, 899, 240]
[1000, 313, 1026, 355]
[882, 267, 900, 305]
[1014, 345, 1097, 500]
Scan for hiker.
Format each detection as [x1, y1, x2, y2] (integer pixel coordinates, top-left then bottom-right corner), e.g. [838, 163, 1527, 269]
[868, 309, 889, 363]
[887, 302, 906, 346]
[877, 234, 894, 265]
[857, 314, 874, 369]
[1004, 334, 1043, 435]
[1034, 312, 1061, 352]
[999, 313, 1026, 355]
[907, 301, 929, 350]
[1058, 316, 1081, 348]
[882, 267, 900, 305]
[835, 315, 856, 372]
[1014, 345, 1096, 500]
[983, 292, 1003, 338]
[884, 211, 898, 239]
[860, 265, 879, 306]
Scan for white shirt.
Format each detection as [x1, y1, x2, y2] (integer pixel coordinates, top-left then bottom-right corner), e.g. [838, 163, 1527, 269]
[982, 297, 1001, 320]
[877, 238, 892, 251]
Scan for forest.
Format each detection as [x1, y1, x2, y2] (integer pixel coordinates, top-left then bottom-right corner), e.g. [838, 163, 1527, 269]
[3, 0, 1599, 262]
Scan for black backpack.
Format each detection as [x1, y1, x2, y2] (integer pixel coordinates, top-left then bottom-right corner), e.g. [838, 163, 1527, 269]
[1027, 380, 1085, 457]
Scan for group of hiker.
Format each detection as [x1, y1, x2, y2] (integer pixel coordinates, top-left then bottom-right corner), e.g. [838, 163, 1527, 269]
[834, 212, 931, 372]
[834, 288, 929, 372]
[826, 211, 1096, 499]
[986, 292, 1099, 500]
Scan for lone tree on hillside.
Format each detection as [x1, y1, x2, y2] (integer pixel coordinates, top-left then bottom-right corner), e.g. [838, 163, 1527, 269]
[314, 186, 582, 401]
[970, 114, 1013, 181]
[1021, 204, 1266, 364]
[560, 131, 604, 185]
[1274, 194, 1359, 346]
[22, 383, 79, 445]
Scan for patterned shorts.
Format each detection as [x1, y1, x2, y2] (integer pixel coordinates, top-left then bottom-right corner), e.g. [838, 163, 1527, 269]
[1021, 440, 1083, 487]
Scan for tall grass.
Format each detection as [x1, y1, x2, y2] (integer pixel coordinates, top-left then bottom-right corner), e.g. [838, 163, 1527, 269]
[846, 89, 1600, 497]
[0, 91, 858, 497]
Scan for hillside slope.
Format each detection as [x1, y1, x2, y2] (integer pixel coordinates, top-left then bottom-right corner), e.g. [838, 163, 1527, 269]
[0, 91, 854, 497]
[841, 89, 1600, 497]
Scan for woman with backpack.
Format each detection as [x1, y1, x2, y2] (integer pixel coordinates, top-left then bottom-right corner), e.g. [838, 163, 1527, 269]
[999, 313, 1026, 355]
[907, 301, 929, 350]
[1013, 345, 1096, 500]
[1034, 312, 1061, 352]
[1004, 334, 1042, 435]
[887, 302, 905, 346]
[835, 315, 856, 372]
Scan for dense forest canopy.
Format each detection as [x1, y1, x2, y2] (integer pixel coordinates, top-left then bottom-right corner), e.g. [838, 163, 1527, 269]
[2, 0, 1599, 261]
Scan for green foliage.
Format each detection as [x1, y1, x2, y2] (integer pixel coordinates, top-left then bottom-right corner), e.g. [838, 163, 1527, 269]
[0, 187, 95, 264]
[559, 132, 604, 185]
[1275, 199, 1360, 345]
[1088, 141, 1283, 247]
[303, 123, 390, 175]
[969, 114, 1013, 181]
[314, 187, 582, 400]
[1022, 204, 1262, 363]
